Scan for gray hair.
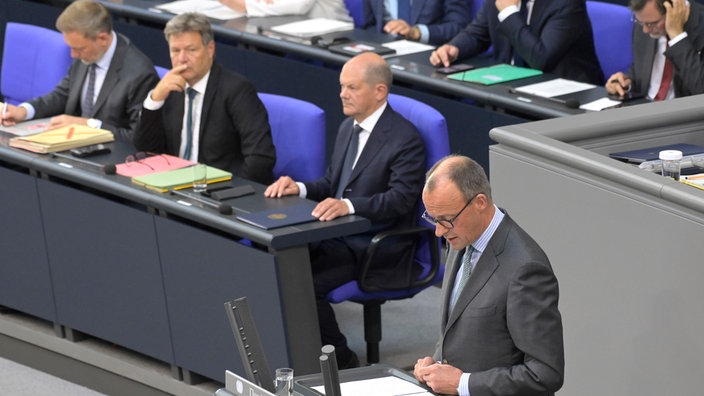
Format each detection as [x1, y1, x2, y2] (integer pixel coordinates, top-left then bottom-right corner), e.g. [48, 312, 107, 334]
[425, 154, 493, 202]
[164, 12, 214, 45]
[629, 0, 665, 14]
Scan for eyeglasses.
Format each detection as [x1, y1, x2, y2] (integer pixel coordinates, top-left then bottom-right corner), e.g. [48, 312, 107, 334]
[631, 14, 663, 28]
[124, 152, 171, 170]
[422, 193, 479, 229]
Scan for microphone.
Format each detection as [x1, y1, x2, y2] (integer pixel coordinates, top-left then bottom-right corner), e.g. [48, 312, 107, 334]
[52, 152, 116, 174]
[320, 345, 342, 396]
[169, 189, 233, 215]
[508, 88, 581, 109]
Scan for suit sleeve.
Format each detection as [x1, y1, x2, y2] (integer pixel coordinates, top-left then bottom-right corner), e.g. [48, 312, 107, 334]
[448, 1, 493, 57]
[134, 103, 168, 154]
[103, 66, 160, 141]
[666, 32, 704, 96]
[424, 0, 472, 45]
[496, 0, 590, 72]
[226, 80, 276, 184]
[468, 262, 564, 395]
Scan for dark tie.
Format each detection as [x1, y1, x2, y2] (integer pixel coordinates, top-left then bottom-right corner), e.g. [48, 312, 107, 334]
[397, 0, 411, 21]
[450, 245, 475, 313]
[183, 87, 197, 160]
[81, 63, 96, 117]
[335, 124, 363, 198]
[512, 2, 529, 67]
[654, 54, 673, 101]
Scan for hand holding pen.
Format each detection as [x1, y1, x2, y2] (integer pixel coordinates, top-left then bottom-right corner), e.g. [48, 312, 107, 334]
[605, 72, 632, 98]
[1, 102, 6, 127]
[0, 102, 27, 127]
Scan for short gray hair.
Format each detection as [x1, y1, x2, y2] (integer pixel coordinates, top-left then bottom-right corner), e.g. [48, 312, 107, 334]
[164, 12, 214, 45]
[425, 154, 493, 202]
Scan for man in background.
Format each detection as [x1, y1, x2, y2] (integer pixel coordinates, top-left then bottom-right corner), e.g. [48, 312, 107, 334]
[135, 12, 275, 184]
[0, 0, 158, 140]
[265, 52, 426, 368]
[606, 0, 704, 100]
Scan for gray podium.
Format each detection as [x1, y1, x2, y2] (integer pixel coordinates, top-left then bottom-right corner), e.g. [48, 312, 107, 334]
[489, 95, 704, 395]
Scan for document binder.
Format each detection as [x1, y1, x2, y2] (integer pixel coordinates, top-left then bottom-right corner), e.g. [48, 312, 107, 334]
[131, 165, 232, 192]
[235, 201, 318, 229]
[8, 124, 114, 153]
[448, 64, 543, 85]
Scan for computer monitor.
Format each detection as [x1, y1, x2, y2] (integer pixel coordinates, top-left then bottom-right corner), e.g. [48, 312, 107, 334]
[224, 297, 275, 393]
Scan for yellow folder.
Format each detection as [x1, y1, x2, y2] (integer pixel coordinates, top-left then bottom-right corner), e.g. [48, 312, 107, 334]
[9, 124, 114, 153]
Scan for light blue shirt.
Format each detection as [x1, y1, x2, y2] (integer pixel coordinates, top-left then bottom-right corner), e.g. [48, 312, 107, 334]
[383, 0, 431, 43]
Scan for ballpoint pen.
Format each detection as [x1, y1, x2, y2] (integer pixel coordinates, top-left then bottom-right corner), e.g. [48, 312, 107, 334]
[1, 102, 6, 127]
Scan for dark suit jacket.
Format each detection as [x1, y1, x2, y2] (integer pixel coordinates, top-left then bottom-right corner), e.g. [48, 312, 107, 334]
[435, 212, 564, 396]
[449, 0, 603, 84]
[362, 0, 472, 45]
[135, 63, 276, 185]
[305, 104, 426, 286]
[28, 33, 158, 141]
[629, 1, 704, 98]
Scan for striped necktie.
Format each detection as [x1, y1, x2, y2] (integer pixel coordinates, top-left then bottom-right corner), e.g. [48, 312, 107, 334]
[81, 64, 96, 117]
[450, 246, 475, 312]
[183, 87, 197, 160]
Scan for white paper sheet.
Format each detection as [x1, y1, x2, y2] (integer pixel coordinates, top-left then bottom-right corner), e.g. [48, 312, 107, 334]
[312, 375, 432, 396]
[515, 78, 595, 98]
[270, 18, 354, 37]
[381, 40, 435, 56]
[154, 0, 244, 21]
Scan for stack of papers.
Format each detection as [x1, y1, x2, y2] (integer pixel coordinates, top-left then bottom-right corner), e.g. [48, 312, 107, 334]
[9, 125, 114, 153]
[270, 18, 354, 37]
[115, 154, 195, 177]
[131, 165, 232, 193]
[154, 0, 244, 21]
[449, 64, 543, 85]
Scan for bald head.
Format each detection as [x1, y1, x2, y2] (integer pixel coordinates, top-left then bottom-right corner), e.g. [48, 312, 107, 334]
[339, 52, 393, 122]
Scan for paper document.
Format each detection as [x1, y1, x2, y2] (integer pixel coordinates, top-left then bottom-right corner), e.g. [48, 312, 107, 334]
[0, 117, 52, 136]
[381, 40, 435, 56]
[154, 0, 244, 21]
[580, 97, 622, 111]
[312, 375, 432, 396]
[515, 78, 595, 97]
[271, 18, 354, 37]
[8, 125, 114, 153]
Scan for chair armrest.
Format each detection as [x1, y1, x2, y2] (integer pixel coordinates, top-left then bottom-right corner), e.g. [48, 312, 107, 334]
[357, 226, 440, 293]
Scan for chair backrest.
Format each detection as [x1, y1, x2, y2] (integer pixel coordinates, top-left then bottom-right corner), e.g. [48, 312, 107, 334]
[470, 0, 484, 20]
[343, 0, 365, 28]
[155, 65, 169, 79]
[257, 93, 326, 182]
[387, 93, 450, 277]
[1, 22, 72, 105]
[586, 1, 633, 82]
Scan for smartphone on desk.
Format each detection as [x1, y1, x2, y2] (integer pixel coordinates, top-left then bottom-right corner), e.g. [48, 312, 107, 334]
[70, 143, 111, 158]
[436, 63, 475, 75]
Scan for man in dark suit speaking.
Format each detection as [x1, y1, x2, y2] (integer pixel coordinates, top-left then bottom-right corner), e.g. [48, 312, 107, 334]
[0, 0, 158, 140]
[414, 155, 564, 396]
[265, 52, 426, 369]
[135, 13, 275, 184]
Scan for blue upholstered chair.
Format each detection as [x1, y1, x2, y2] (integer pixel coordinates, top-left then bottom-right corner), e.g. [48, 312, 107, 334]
[1, 22, 72, 105]
[258, 93, 326, 182]
[586, 1, 633, 82]
[155, 65, 169, 79]
[326, 93, 450, 364]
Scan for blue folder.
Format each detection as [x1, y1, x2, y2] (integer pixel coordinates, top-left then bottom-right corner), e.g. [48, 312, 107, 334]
[609, 143, 704, 163]
[236, 202, 318, 229]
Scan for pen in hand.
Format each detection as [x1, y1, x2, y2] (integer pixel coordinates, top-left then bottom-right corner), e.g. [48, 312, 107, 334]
[1, 102, 6, 127]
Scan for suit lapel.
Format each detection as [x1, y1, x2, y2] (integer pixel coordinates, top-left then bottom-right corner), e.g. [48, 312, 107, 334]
[91, 34, 126, 116]
[198, 64, 220, 149]
[345, 106, 391, 186]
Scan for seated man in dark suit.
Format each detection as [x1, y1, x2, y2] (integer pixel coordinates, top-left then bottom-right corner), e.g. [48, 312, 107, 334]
[606, 0, 704, 100]
[264, 52, 426, 368]
[363, 0, 472, 45]
[430, 0, 604, 85]
[134, 13, 276, 185]
[0, 0, 159, 140]
[414, 155, 564, 396]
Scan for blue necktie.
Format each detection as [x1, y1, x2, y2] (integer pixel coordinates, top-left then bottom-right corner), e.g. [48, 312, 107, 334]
[335, 124, 363, 198]
[183, 87, 197, 160]
[397, 0, 411, 21]
[81, 64, 96, 117]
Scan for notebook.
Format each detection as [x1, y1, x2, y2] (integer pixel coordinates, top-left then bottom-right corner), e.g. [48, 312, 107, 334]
[236, 201, 318, 229]
[609, 143, 704, 164]
[114, 154, 195, 177]
[448, 64, 543, 85]
[131, 165, 232, 192]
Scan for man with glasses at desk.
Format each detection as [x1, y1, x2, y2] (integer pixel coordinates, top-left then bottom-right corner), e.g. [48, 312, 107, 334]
[606, 0, 704, 101]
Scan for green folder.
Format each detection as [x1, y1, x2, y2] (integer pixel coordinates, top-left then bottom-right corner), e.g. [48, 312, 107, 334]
[132, 165, 232, 193]
[448, 64, 543, 85]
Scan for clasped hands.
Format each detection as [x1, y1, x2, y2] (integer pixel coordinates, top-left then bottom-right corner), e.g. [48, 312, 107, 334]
[414, 356, 463, 395]
[264, 176, 350, 221]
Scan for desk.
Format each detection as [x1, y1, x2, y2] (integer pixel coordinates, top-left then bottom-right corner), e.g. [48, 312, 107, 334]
[0, 135, 369, 384]
[2, 0, 615, 171]
[488, 96, 704, 395]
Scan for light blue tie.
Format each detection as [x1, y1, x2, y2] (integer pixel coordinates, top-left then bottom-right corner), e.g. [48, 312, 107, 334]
[183, 87, 197, 160]
[450, 246, 475, 313]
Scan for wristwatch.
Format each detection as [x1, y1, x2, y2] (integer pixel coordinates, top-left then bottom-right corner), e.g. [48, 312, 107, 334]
[87, 118, 102, 129]
[411, 25, 421, 41]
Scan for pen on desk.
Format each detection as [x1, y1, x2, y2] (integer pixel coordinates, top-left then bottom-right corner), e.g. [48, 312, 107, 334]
[66, 126, 74, 139]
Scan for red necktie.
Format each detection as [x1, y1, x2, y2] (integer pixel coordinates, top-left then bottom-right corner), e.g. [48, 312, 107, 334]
[654, 56, 673, 101]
